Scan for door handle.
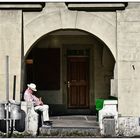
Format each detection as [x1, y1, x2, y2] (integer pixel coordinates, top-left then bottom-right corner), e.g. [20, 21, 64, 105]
[68, 81, 70, 88]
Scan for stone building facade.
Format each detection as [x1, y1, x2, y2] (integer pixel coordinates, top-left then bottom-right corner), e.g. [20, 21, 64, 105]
[0, 2, 140, 136]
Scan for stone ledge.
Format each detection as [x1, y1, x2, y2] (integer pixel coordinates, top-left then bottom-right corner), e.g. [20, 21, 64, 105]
[66, 3, 127, 11]
[0, 3, 45, 11]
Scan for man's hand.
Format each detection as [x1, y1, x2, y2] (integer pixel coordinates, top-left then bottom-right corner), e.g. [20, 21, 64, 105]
[35, 97, 44, 106]
[39, 97, 43, 105]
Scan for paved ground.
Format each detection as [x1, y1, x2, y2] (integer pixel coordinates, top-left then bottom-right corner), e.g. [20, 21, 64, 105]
[49, 115, 99, 128]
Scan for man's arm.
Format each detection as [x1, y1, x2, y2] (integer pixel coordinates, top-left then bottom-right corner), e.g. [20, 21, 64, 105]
[24, 91, 37, 105]
[24, 92, 33, 102]
[32, 95, 43, 106]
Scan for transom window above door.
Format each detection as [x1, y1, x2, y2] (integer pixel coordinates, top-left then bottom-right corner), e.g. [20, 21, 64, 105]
[67, 49, 90, 57]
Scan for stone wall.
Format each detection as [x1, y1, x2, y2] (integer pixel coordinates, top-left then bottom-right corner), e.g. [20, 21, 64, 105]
[118, 117, 140, 137]
[117, 3, 140, 116]
[0, 10, 22, 101]
[23, 2, 116, 113]
[24, 3, 116, 60]
[2, 1, 140, 118]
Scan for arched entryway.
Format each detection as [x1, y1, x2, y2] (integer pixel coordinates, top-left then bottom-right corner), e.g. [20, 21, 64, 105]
[24, 29, 115, 115]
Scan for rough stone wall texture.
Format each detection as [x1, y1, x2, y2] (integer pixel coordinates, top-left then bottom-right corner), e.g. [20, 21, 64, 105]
[21, 102, 38, 136]
[117, 3, 140, 116]
[118, 117, 140, 137]
[0, 10, 22, 101]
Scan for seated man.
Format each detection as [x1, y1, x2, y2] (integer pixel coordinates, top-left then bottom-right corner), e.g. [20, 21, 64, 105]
[24, 83, 52, 127]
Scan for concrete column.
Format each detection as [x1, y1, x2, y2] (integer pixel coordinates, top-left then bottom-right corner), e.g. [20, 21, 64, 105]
[117, 6, 140, 117]
[0, 10, 22, 101]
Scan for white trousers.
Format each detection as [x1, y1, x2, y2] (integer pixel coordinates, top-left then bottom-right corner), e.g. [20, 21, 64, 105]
[34, 105, 49, 121]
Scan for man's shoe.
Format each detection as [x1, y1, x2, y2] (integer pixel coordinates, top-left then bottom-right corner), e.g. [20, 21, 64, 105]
[43, 121, 53, 127]
[42, 124, 52, 128]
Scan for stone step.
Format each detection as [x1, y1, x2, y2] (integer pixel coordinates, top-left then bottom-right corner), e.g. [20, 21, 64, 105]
[39, 127, 101, 138]
[50, 115, 98, 128]
[39, 115, 100, 137]
[51, 120, 99, 127]
[51, 115, 97, 121]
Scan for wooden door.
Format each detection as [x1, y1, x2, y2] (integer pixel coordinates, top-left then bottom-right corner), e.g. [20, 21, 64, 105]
[67, 57, 89, 108]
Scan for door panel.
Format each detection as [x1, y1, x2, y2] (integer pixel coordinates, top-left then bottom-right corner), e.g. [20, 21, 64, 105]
[67, 57, 89, 108]
[79, 86, 87, 106]
[69, 86, 78, 106]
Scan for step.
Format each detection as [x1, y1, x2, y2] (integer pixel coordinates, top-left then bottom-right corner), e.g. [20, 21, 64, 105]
[39, 127, 101, 138]
[50, 115, 99, 128]
[51, 115, 97, 121]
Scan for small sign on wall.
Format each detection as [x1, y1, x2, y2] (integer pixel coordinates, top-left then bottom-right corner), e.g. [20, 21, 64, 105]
[26, 59, 33, 64]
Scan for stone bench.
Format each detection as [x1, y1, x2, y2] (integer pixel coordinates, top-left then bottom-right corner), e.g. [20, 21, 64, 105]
[20, 101, 39, 136]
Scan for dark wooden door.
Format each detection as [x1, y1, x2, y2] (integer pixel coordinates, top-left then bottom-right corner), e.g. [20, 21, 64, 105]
[67, 57, 89, 108]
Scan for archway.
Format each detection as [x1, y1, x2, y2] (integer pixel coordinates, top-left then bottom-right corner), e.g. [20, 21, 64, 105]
[24, 29, 115, 115]
[24, 10, 116, 60]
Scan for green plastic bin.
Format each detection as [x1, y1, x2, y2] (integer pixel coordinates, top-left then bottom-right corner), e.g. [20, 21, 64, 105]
[95, 98, 104, 121]
[96, 98, 104, 111]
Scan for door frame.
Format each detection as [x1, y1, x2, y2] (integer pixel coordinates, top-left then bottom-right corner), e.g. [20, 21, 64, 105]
[62, 45, 95, 112]
[67, 56, 89, 109]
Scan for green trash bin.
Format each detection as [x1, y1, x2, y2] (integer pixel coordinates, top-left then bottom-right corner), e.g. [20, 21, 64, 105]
[96, 99, 104, 111]
[96, 98, 104, 121]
